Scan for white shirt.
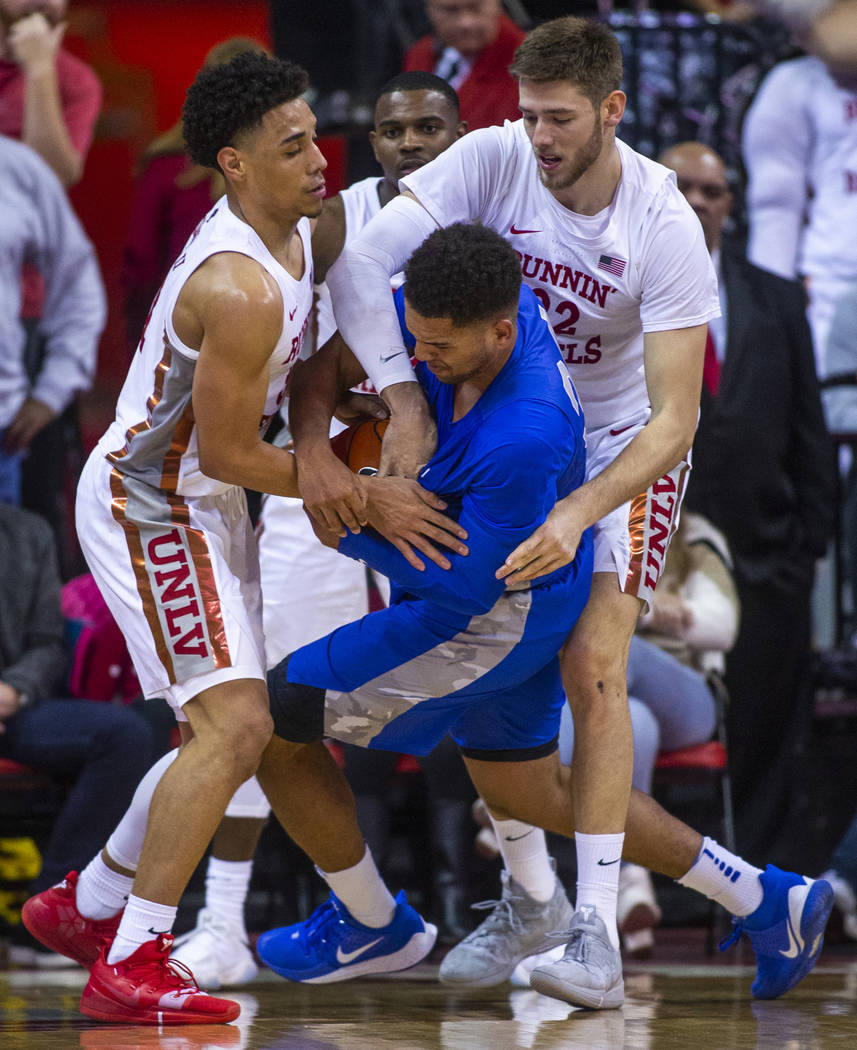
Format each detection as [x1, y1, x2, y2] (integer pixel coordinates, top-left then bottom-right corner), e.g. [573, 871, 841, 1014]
[744, 55, 857, 284]
[402, 121, 719, 431]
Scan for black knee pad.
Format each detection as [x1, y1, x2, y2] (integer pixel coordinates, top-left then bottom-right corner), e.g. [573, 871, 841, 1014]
[266, 654, 326, 743]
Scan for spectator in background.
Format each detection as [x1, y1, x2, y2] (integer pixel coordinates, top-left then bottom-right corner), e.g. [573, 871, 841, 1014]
[755, 0, 857, 68]
[122, 36, 268, 353]
[821, 283, 857, 637]
[0, 0, 102, 575]
[404, 0, 524, 129]
[660, 141, 835, 864]
[0, 134, 104, 507]
[0, 0, 100, 186]
[1, 500, 156, 968]
[742, 35, 857, 370]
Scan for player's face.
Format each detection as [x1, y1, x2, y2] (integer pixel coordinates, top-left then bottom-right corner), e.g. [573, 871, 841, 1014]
[237, 98, 327, 221]
[426, 0, 501, 57]
[662, 148, 732, 252]
[404, 300, 509, 387]
[518, 79, 608, 196]
[370, 89, 465, 182]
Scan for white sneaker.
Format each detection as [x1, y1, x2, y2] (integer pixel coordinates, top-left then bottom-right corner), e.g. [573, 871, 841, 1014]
[617, 863, 660, 958]
[170, 907, 258, 989]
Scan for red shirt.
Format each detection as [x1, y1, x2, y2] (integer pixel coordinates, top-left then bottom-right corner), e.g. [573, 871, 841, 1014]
[404, 13, 525, 131]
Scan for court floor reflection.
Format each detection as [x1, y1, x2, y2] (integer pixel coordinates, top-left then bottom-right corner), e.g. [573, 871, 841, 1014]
[1, 936, 857, 1049]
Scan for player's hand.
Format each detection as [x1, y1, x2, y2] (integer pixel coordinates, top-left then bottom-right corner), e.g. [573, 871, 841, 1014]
[298, 452, 369, 536]
[3, 397, 56, 453]
[333, 391, 389, 427]
[378, 383, 437, 478]
[496, 496, 585, 585]
[365, 477, 468, 572]
[8, 13, 65, 71]
[303, 505, 341, 550]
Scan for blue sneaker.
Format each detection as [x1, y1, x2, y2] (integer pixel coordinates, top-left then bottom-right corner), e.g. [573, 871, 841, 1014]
[720, 864, 833, 999]
[256, 890, 437, 983]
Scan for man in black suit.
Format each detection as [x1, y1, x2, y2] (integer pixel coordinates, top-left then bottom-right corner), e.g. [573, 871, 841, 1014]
[660, 142, 835, 864]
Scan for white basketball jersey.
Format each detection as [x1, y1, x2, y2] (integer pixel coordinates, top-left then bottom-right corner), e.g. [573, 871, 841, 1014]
[99, 197, 313, 497]
[402, 121, 718, 431]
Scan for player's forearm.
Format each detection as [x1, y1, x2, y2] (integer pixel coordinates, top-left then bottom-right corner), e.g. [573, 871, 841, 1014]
[327, 195, 436, 393]
[568, 412, 693, 531]
[289, 354, 342, 459]
[198, 438, 300, 498]
[339, 525, 505, 615]
[23, 64, 83, 185]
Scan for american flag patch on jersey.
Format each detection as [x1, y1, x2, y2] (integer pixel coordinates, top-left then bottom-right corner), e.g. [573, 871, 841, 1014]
[598, 254, 626, 278]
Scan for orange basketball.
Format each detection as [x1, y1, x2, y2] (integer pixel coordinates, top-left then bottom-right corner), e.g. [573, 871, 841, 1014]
[330, 419, 389, 475]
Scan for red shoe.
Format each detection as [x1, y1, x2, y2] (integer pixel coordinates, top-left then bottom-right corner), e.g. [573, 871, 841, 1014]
[80, 934, 241, 1025]
[21, 871, 121, 969]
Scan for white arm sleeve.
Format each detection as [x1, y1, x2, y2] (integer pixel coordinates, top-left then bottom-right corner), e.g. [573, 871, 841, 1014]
[327, 194, 438, 393]
[742, 62, 811, 280]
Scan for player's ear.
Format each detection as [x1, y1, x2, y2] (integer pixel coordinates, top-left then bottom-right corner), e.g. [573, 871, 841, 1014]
[494, 318, 515, 347]
[217, 145, 244, 182]
[601, 90, 626, 129]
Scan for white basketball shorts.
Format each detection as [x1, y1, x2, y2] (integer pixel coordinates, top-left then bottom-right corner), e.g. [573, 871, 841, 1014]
[75, 450, 266, 720]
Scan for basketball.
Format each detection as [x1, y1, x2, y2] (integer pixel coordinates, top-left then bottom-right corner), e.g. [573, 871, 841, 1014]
[330, 419, 389, 475]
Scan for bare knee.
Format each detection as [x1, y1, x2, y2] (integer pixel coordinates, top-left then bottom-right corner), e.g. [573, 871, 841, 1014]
[185, 681, 273, 781]
[561, 631, 630, 714]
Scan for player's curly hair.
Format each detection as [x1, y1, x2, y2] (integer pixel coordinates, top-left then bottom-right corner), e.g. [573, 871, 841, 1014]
[510, 16, 623, 107]
[182, 51, 309, 171]
[403, 223, 520, 326]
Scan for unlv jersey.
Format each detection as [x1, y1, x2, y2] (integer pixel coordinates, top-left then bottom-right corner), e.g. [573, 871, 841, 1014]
[99, 196, 313, 497]
[402, 121, 718, 432]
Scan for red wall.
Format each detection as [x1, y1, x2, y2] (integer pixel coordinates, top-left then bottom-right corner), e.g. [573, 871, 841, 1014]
[62, 2, 345, 441]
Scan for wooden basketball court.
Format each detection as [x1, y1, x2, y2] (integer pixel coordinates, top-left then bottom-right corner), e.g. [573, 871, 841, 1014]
[1, 930, 856, 1049]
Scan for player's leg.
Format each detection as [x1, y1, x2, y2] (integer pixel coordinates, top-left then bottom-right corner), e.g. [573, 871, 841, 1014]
[56, 457, 264, 1022]
[168, 784, 268, 989]
[254, 732, 436, 982]
[464, 752, 833, 1005]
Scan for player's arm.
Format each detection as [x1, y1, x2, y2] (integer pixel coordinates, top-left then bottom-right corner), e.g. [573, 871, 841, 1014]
[341, 415, 569, 610]
[498, 325, 706, 584]
[310, 193, 346, 283]
[291, 336, 467, 565]
[289, 332, 374, 534]
[183, 253, 300, 497]
[326, 192, 440, 477]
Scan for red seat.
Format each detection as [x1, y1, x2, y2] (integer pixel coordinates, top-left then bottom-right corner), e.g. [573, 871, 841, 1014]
[655, 740, 727, 771]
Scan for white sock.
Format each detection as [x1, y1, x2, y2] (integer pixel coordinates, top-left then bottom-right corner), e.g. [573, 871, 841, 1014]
[319, 846, 396, 928]
[107, 894, 177, 964]
[205, 856, 252, 932]
[105, 748, 179, 870]
[575, 831, 624, 950]
[489, 816, 555, 903]
[76, 852, 133, 920]
[677, 836, 764, 916]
